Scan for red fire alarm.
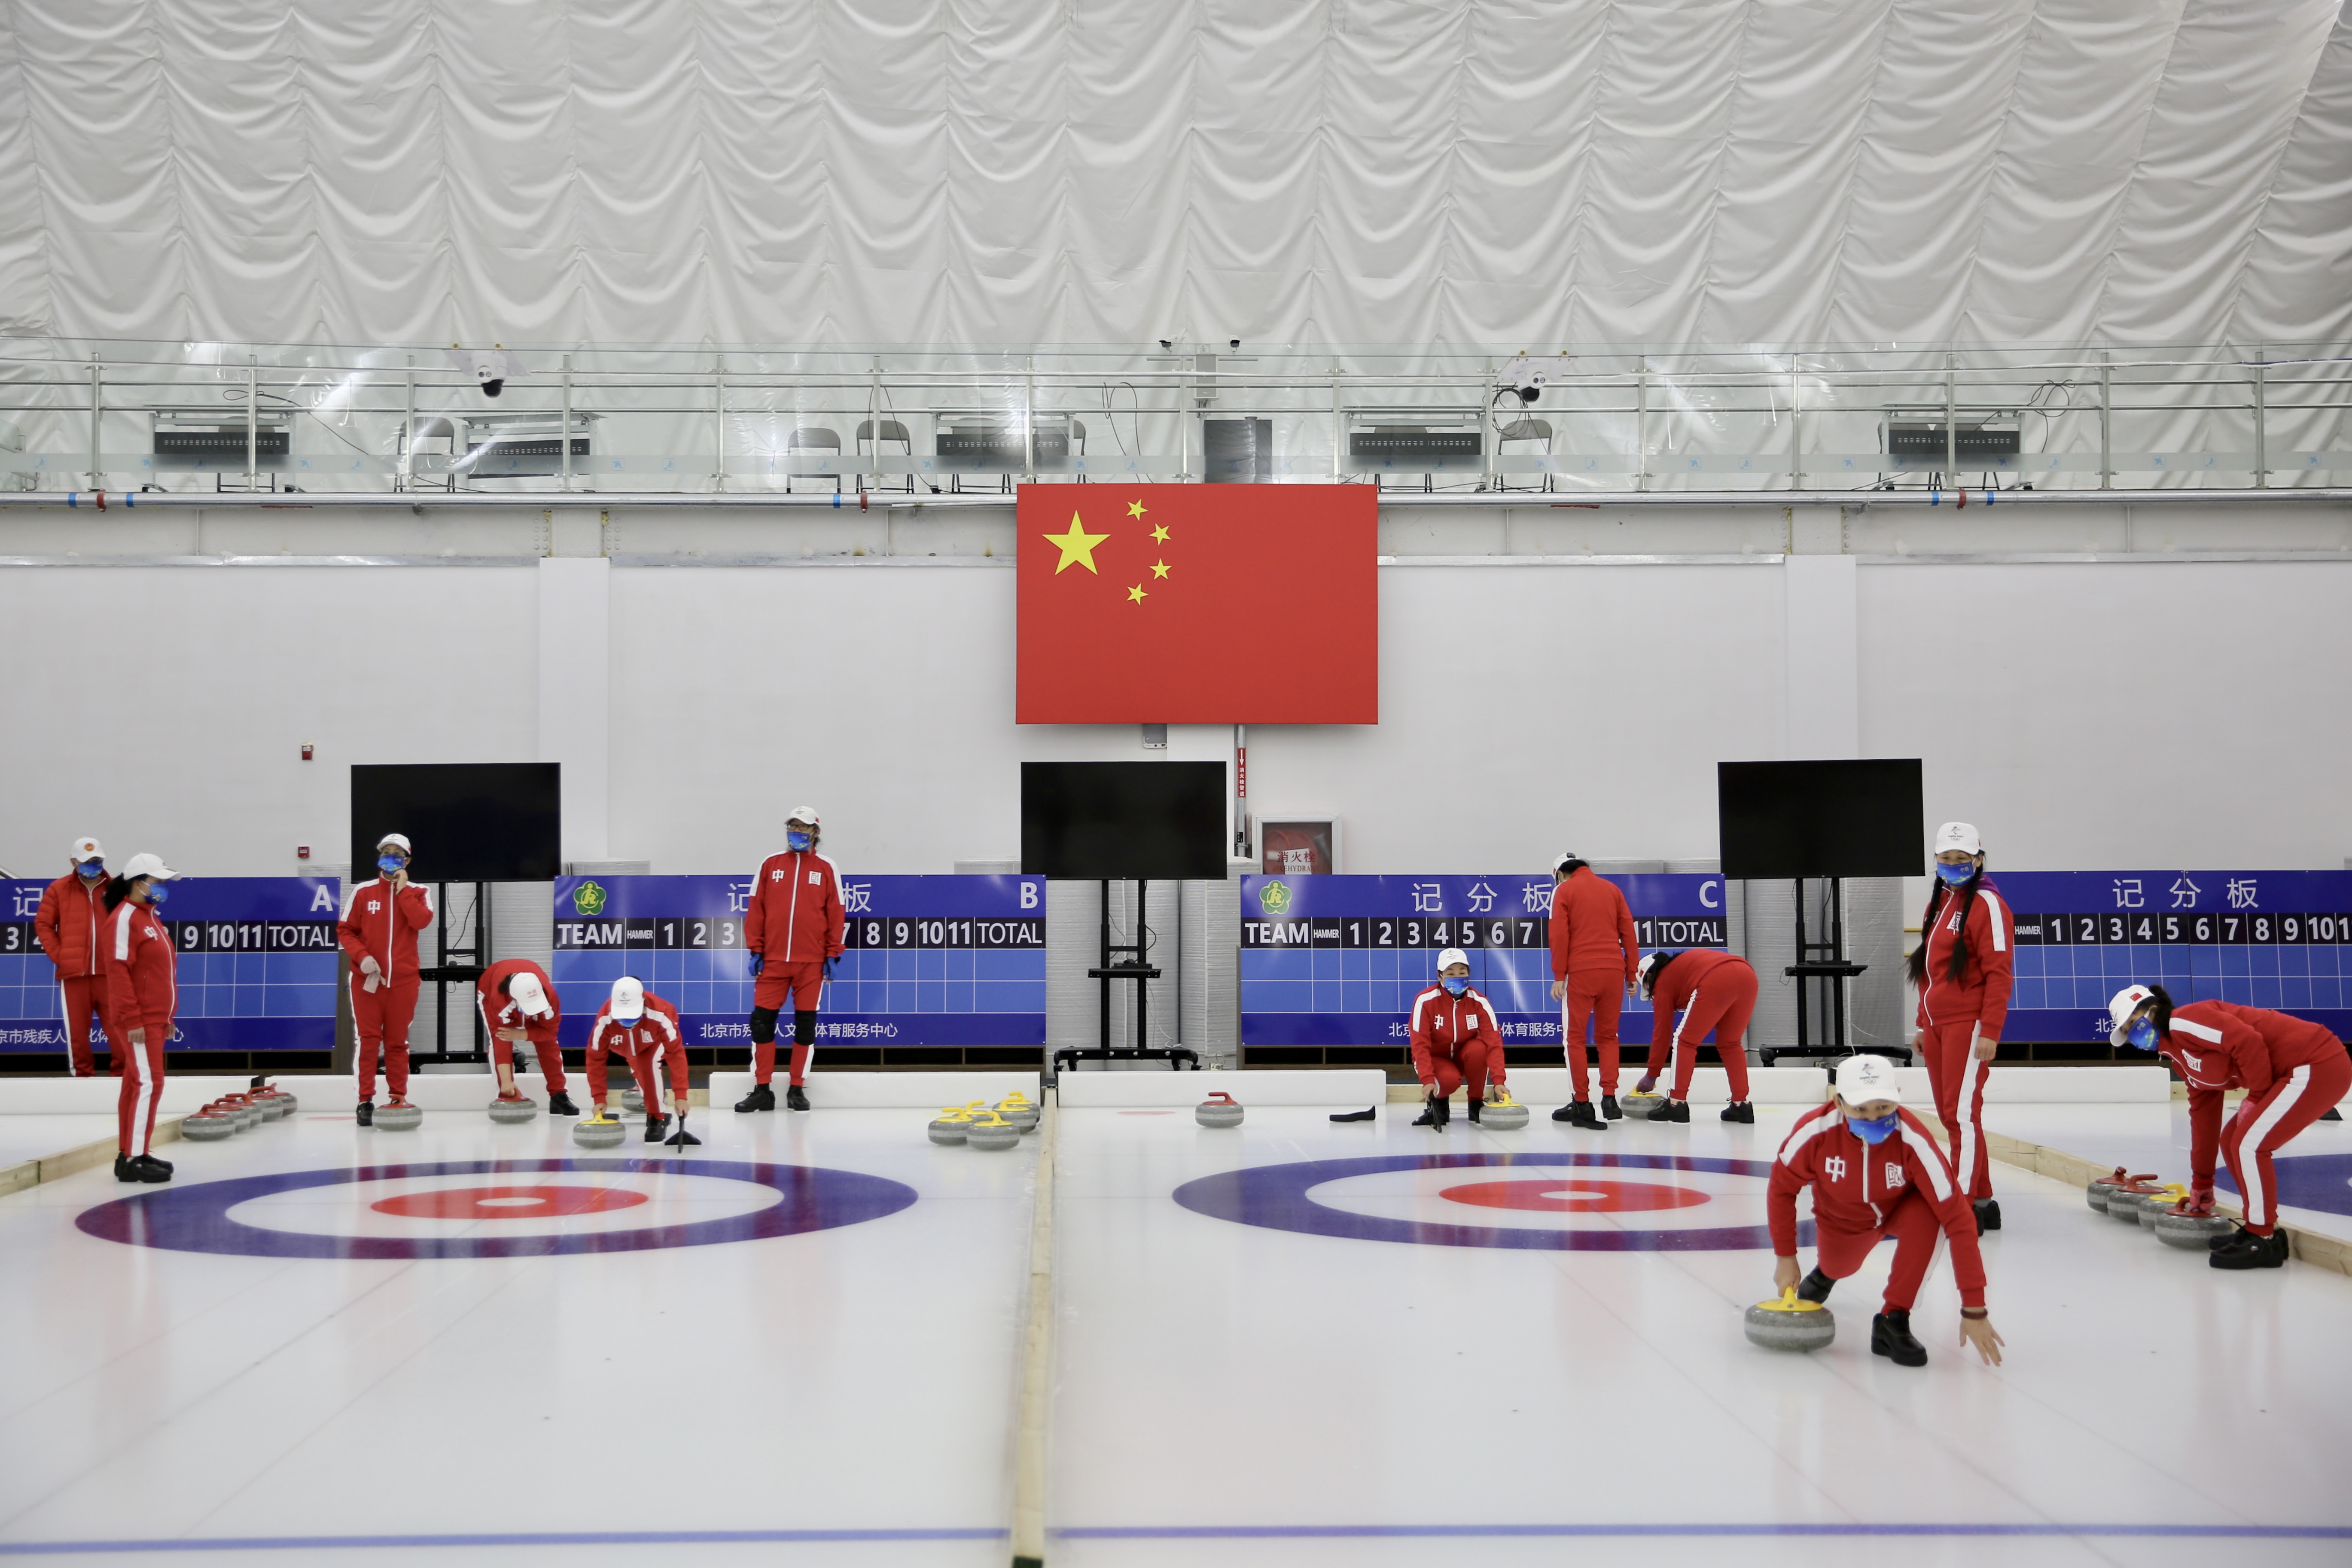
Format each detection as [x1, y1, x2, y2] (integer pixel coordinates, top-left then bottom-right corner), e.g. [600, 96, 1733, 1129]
[297, 846, 311, 859]
[301, 743, 314, 761]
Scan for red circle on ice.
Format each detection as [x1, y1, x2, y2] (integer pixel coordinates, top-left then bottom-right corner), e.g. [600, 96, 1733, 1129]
[370, 1184, 652, 1221]
[1439, 1178, 1711, 1214]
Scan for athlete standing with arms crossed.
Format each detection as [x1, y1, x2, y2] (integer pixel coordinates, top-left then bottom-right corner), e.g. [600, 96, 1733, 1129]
[1547, 851, 1640, 1130]
[736, 807, 845, 1113]
[1908, 822, 2011, 1233]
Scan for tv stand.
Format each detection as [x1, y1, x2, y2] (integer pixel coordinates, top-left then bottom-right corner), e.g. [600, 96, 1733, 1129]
[1052, 877, 1199, 1079]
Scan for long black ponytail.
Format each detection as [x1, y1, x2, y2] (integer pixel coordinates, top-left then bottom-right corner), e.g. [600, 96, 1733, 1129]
[1906, 863, 1985, 988]
[103, 873, 138, 913]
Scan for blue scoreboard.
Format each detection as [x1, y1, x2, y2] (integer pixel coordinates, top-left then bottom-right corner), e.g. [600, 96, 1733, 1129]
[1995, 870, 2352, 1042]
[551, 874, 1048, 1051]
[1239, 872, 1729, 1049]
[0, 877, 341, 1054]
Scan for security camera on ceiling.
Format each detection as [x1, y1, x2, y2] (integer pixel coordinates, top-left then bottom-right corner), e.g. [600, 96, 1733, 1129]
[449, 344, 526, 398]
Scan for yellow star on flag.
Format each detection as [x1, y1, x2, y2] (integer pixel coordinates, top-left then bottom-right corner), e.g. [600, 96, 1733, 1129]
[1127, 499, 1148, 520]
[1127, 584, 1148, 604]
[1152, 559, 1170, 579]
[1043, 512, 1110, 574]
[1151, 523, 1170, 542]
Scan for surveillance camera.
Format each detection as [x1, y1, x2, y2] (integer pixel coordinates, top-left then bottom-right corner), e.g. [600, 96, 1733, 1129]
[1229, 339, 1240, 350]
[1158, 339, 1173, 350]
[1498, 353, 1575, 405]
[448, 345, 525, 399]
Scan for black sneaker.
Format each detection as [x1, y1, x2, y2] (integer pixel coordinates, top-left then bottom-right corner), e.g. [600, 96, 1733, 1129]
[1329, 1107, 1377, 1123]
[644, 1114, 669, 1143]
[1559, 1100, 1607, 1132]
[1647, 1100, 1691, 1123]
[2208, 1224, 2247, 1252]
[1974, 1199, 2002, 1234]
[120, 1154, 173, 1185]
[356, 1100, 374, 1127]
[113, 1154, 137, 1182]
[735, 1083, 776, 1113]
[1871, 1309, 1928, 1367]
[1601, 1094, 1623, 1121]
[665, 1123, 702, 1148]
[1466, 1099, 1484, 1123]
[1721, 1102, 1755, 1124]
[785, 1084, 810, 1111]
[2210, 1229, 2291, 1270]
[547, 1092, 579, 1117]
[1797, 1268, 1835, 1303]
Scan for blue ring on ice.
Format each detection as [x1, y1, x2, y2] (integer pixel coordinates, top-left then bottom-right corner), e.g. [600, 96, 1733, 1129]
[2217, 1152, 2352, 1218]
[75, 1159, 917, 1260]
[1173, 1152, 1811, 1251]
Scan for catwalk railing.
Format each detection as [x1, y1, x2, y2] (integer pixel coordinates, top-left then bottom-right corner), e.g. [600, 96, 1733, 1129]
[2, 340, 2348, 497]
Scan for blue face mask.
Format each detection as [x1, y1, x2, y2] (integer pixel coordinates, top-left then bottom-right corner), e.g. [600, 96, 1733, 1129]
[77, 861, 104, 880]
[145, 882, 169, 907]
[1847, 1111, 1897, 1145]
[378, 856, 407, 875]
[1441, 976, 1469, 996]
[787, 831, 813, 852]
[2126, 1017, 2159, 1051]
[1935, 860, 1976, 886]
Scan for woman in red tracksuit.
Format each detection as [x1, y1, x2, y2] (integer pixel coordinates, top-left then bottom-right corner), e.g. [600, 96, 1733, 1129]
[1768, 1052, 2005, 1368]
[586, 976, 697, 1145]
[476, 958, 575, 1114]
[1547, 852, 1640, 1129]
[336, 833, 434, 1124]
[34, 835, 122, 1077]
[1633, 947, 1759, 1123]
[736, 806, 845, 1114]
[1408, 947, 1505, 1130]
[2109, 983, 2352, 1270]
[1907, 821, 2011, 1232]
[102, 853, 182, 1184]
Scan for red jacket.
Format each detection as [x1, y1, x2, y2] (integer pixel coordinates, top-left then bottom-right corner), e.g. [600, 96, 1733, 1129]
[104, 897, 179, 1027]
[337, 876, 435, 986]
[1408, 983, 1505, 1087]
[2159, 1000, 2350, 1188]
[1646, 949, 1753, 1046]
[1914, 879, 2014, 1038]
[35, 872, 110, 977]
[589, 993, 683, 1060]
[746, 848, 846, 964]
[1769, 1101, 1987, 1307]
[1549, 868, 1639, 981]
[477, 958, 561, 1050]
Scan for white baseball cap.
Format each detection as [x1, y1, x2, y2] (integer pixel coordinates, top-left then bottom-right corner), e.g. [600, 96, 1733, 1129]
[787, 806, 821, 828]
[119, 853, 178, 883]
[610, 976, 646, 1024]
[1552, 850, 1580, 874]
[1436, 947, 1470, 971]
[377, 834, 413, 855]
[1932, 822, 1982, 857]
[2108, 984, 2157, 1047]
[1638, 950, 1673, 990]
[1836, 1052, 1903, 1106]
[507, 971, 554, 1019]
[71, 836, 104, 862]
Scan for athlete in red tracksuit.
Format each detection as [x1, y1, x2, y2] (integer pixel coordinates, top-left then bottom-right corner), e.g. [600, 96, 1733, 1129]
[1408, 951, 1505, 1129]
[101, 854, 182, 1183]
[585, 981, 694, 1142]
[2110, 984, 2352, 1270]
[1907, 824, 2011, 1227]
[477, 957, 572, 1110]
[1767, 1055, 2004, 1367]
[34, 837, 123, 1076]
[1636, 948, 1758, 1121]
[1547, 854, 1639, 1125]
[336, 836, 433, 1118]
[737, 806, 844, 1113]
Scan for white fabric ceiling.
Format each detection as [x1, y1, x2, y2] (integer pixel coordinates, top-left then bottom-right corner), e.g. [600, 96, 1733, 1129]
[1, 0, 2346, 350]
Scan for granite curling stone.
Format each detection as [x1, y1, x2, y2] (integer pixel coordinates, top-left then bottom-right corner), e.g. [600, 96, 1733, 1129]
[1195, 1091, 1245, 1128]
[965, 1112, 1022, 1151]
[373, 1101, 423, 1131]
[224, 1097, 264, 1132]
[2108, 1184, 2165, 1223]
[573, 1115, 628, 1150]
[2153, 1207, 2236, 1249]
[928, 1108, 972, 1146]
[251, 1091, 290, 1121]
[1745, 1289, 1836, 1352]
[1619, 1090, 1668, 1120]
[179, 1108, 237, 1142]
[1480, 1091, 1531, 1131]
[488, 1096, 540, 1125]
[994, 1093, 1042, 1132]
[621, 1086, 644, 1114]
[2138, 1185, 2191, 1228]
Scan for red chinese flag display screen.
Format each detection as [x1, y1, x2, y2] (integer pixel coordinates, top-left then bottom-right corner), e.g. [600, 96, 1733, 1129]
[1015, 484, 1378, 725]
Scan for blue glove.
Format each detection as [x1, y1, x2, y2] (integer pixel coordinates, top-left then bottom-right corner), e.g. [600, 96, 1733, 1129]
[748, 953, 764, 978]
[825, 956, 838, 979]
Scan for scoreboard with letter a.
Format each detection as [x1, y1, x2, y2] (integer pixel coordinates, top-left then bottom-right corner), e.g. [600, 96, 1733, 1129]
[1239, 872, 1730, 1058]
[1995, 871, 2352, 1043]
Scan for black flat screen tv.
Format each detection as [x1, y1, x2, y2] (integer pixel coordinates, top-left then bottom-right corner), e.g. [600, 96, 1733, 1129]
[1717, 759, 1923, 880]
[1021, 761, 1228, 880]
[350, 763, 562, 883]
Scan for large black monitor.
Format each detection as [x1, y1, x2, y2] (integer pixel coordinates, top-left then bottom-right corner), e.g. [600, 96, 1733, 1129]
[1717, 759, 1923, 880]
[350, 763, 562, 883]
[1021, 762, 1228, 880]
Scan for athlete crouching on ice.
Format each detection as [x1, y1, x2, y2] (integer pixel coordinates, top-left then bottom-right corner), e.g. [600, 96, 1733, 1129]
[1409, 947, 1505, 1130]
[737, 806, 845, 1114]
[2108, 983, 2351, 1270]
[1632, 947, 1760, 1123]
[477, 959, 576, 1115]
[588, 977, 698, 1146]
[1767, 1053, 2005, 1368]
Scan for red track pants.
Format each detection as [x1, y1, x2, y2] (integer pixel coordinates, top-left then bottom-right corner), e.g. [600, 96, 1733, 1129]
[1421, 1038, 1502, 1099]
[753, 961, 826, 1085]
[1919, 1020, 1995, 1201]
[491, 1030, 568, 1093]
[2223, 1047, 2351, 1233]
[1562, 969, 1626, 1099]
[1644, 967, 1758, 1102]
[58, 974, 125, 1078]
[350, 975, 420, 1102]
[588, 1038, 690, 1111]
[1812, 1189, 1946, 1314]
[116, 1016, 168, 1158]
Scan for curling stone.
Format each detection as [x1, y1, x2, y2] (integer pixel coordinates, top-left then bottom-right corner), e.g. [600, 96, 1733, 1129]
[621, 1086, 644, 1114]
[929, 1108, 971, 1146]
[373, 1101, 423, 1131]
[1744, 1289, 1836, 1352]
[2153, 1208, 2236, 1250]
[249, 1092, 288, 1121]
[487, 1096, 539, 1125]
[573, 1116, 628, 1150]
[995, 1095, 1041, 1132]
[1620, 1089, 1668, 1120]
[179, 1109, 236, 1141]
[222, 1097, 263, 1132]
[2108, 1183, 2165, 1223]
[1481, 1092, 1531, 1131]
[1195, 1092, 1245, 1128]
[2138, 1185, 2191, 1228]
[965, 1112, 1022, 1151]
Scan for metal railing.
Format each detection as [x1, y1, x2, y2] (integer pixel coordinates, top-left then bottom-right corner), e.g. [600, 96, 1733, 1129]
[2, 338, 2347, 497]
